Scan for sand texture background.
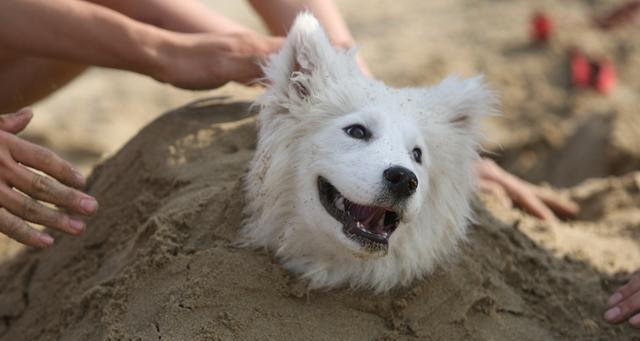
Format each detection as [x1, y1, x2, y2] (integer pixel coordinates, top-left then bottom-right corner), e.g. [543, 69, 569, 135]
[1, 0, 640, 340]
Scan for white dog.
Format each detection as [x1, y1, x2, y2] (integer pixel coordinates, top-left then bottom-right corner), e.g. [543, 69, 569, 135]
[241, 13, 495, 292]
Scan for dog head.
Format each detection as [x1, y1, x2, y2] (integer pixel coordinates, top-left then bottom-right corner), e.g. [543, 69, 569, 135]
[244, 13, 495, 290]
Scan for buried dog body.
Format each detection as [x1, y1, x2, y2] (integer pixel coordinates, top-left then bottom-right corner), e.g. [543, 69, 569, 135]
[241, 13, 496, 292]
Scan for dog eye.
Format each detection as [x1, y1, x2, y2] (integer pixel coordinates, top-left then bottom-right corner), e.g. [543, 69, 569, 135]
[343, 124, 371, 140]
[412, 147, 422, 164]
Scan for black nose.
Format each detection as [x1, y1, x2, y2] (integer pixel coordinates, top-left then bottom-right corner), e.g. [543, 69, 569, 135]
[383, 166, 418, 198]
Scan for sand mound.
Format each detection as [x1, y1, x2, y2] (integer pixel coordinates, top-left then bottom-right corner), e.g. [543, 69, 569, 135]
[0, 99, 637, 341]
[1, 1, 639, 339]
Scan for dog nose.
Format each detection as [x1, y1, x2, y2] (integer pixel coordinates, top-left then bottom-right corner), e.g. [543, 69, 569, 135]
[383, 166, 418, 198]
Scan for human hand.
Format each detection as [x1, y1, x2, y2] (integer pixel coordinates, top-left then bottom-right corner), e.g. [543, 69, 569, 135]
[605, 271, 640, 328]
[476, 158, 578, 221]
[0, 108, 98, 248]
[154, 31, 284, 90]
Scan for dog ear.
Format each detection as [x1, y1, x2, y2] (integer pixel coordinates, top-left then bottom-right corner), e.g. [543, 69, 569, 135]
[262, 12, 335, 102]
[429, 76, 497, 130]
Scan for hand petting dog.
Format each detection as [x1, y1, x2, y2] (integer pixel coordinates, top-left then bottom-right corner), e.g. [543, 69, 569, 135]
[152, 31, 283, 90]
[0, 108, 97, 248]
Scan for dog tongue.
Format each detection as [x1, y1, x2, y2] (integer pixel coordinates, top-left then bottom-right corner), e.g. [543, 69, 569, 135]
[348, 203, 385, 229]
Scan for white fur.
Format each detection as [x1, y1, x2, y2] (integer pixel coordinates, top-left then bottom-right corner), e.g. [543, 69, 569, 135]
[241, 13, 496, 292]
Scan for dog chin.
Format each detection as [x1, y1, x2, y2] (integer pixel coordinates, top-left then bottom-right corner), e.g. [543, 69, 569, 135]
[335, 232, 388, 259]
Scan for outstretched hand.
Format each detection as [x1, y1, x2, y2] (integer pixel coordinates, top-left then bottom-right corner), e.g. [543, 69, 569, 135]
[155, 31, 284, 90]
[476, 158, 578, 221]
[0, 108, 97, 248]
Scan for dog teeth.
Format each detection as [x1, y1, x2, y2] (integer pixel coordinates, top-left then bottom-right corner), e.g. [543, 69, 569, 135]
[334, 196, 345, 211]
[356, 221, 364, 230]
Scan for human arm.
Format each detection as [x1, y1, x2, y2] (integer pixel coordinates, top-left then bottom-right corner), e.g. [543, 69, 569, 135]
[0, 0, 282, 89]
[86, 0, 255, 34]
[248, 0, 372, 76]
[0, 0, 167, 78]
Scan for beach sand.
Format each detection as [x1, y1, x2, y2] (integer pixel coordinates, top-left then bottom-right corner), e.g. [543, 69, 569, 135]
[0, 0, 639, 340]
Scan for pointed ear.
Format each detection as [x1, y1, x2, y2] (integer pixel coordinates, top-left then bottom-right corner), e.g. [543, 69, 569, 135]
[429, 76, 497, 130]
[262, 12, 335, 102]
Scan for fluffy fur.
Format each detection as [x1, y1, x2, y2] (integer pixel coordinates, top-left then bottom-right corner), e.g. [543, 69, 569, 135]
[241, 13, 496, 292]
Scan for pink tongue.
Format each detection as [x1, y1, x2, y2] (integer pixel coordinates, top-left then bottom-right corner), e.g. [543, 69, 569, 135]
[349, 204, 375, 220]
[348, 204, 385, 229]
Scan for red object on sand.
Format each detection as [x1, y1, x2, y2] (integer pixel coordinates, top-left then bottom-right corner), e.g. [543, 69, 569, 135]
[531, 12, 553, 43]
[594, 60, 616, 94]
[570, 49, 617, 94]
[570, 49, 591, 88]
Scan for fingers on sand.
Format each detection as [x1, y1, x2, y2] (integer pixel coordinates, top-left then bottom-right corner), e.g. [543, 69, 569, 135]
[605, 273, 640, 327]
[0, 207, 53, 248]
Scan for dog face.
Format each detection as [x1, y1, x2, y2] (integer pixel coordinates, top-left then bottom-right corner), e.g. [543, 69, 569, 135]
[243, 13, 495, 291]
[301, 102, 426, 257]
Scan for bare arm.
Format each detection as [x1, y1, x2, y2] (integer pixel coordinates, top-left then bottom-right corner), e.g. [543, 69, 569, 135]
[0, 0, 282, 89]
[86, 0, 254, 34]
[249, 0, 355, 46]
[0, 0, 165, 77]
[248, 0, 372, 76]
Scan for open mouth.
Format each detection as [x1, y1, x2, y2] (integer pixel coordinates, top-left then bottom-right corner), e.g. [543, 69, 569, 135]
[317, 177, 400, 253]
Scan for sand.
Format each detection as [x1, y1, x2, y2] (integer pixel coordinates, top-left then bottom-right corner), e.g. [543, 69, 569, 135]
[1, 0, 639, 340]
